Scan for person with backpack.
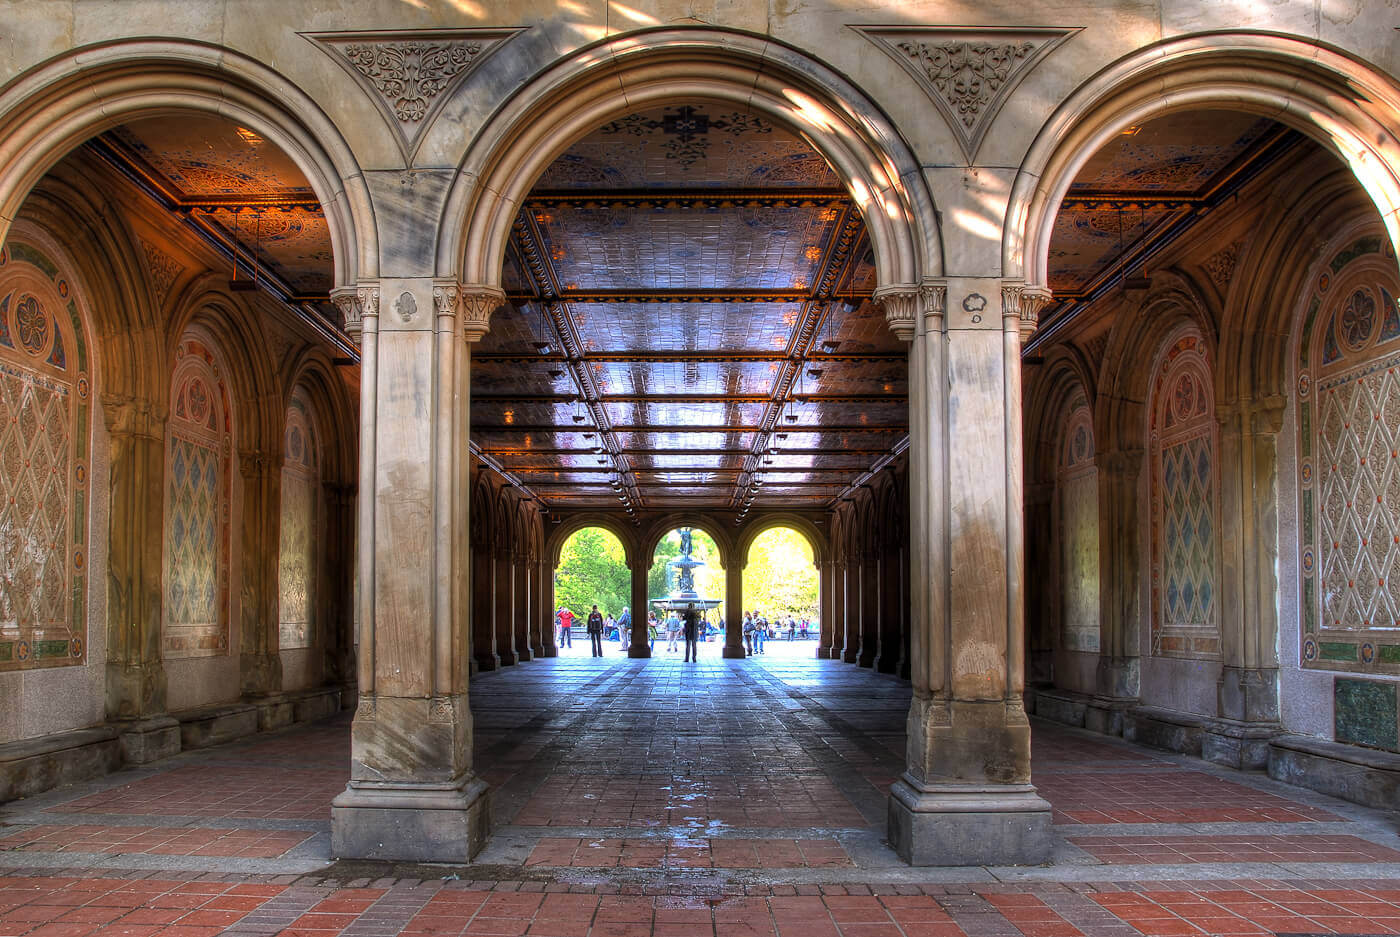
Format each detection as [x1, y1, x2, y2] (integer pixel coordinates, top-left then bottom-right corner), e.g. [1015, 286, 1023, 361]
[586, 605, 605, 657]
[753, 614, 766, 654]
[616, 606, 632, 652]
[682, 608, 700, 662]
[742, 613, 754, 655]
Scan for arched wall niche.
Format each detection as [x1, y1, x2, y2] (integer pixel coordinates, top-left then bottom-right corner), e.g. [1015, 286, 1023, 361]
[440, 26, 940, 298]
[0, 39, 375, 287]
[736, 514, 828, 569]
[1009, 32, 1400, 290]
[1025, 346, 1098, 489]
[282, 348, 357, 490]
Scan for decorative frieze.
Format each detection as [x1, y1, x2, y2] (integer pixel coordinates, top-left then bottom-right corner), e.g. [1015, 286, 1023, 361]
[852, 27, 1077, 161]
[305, 29, 524, 160]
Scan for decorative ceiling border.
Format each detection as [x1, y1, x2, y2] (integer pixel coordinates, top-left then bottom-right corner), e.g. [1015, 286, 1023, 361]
[851, 26, 1081, 162]
[303, 27, 526, 163]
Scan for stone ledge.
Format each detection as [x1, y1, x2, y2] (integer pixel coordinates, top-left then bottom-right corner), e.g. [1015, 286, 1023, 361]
[0, 726, 121, 804]
[1124, 704, 1205, 757]
[1268, 733, 1400, 812]
[173, 703, 260, 750]
[1030, 688, 1088, 728]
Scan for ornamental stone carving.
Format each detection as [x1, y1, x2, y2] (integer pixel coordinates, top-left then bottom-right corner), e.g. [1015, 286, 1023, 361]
[1003, 283, 1054, 340]
[306, 29, 524, 159]
[873, 285, 920, 341]
[330, 285, 380, 344]
[138, 238, 184, 307]
[1202, 239, 1244, 289]
[853, 27, 1077, 161]
[458, 284, 506, 343]
[919, 279, 948, 329]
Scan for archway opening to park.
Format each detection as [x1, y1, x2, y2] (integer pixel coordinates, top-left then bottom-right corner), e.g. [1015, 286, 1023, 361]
[552, 526, 630, 654]
[742, 526, 819, 652]
[648, 528, 725, 655]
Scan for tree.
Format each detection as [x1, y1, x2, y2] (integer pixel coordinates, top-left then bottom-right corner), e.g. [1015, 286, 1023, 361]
[553, 527, 629, 619]
[743, 527, 818, 618]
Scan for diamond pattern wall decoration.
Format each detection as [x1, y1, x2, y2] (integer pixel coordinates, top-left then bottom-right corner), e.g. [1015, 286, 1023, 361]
[1150, 333, 1220, 659]
[852, 27, 1078, 161]
[163, 341, 231, 658]
[0, 244, 91, 672]
[1297, 236, 1400, 673]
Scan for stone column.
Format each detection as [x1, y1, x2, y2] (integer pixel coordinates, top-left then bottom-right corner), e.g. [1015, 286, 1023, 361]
[723, 560, 746, 658]
[101, 392, 180, 762]
[859, 552, 880, 667]
[828, 555, 846, 659]
[471, 546, 497, 671]
[526, 554, 545, 659]
[322, 482, 357, 692]
[238, 446, 283, 703]
[842, 556, 861, 663]
[494, 552, 517, 666]
[881, 280, 1055, 866]
[1094, 445, 1144, 730]
[1209, 397, 1285, 767]
[876, 546, 902, 674]
[537, 556, 557, 657]
[817, 556, 835, 658]
[513, 550, 532, 661]
[1024, 482, 1056, 687]
[628, 560, 651, 657]
[330, 281, 500, 862]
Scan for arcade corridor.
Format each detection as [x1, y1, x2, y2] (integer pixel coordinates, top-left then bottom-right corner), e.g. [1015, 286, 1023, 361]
[3, 657, 1400, 936]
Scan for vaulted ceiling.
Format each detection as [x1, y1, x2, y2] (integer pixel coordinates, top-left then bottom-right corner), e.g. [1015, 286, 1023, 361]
[473, 104, 900, 515]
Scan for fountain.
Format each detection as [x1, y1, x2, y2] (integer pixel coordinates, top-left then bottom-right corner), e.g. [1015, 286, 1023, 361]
[651, 528, 723, 615]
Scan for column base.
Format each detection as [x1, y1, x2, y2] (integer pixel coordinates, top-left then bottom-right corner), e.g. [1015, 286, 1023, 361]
[474, 654, 499, 672]
[887, 775, 1053, 867]
[627, 645, 652, 658]
[117, 716, 181, 764]
[538, 645, 558, 658]
[722, 645, 747, 658]
[815, 646, 834, 659]
[530, 642, 546, 659]
[858, 651, 876, 668]
[1203, 716, 1279, 770]
[842, 649, 859, 664]
[332, 774, 491, 862]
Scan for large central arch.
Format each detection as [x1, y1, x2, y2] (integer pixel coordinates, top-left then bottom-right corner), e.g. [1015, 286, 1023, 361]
[437, 26, 941, 292]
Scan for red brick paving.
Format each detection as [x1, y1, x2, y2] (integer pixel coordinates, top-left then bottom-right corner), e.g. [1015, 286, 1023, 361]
[0, 825, 311, 858]
[61, 766, 344, 821]
[1034, 769, 1341, 824]
[1069, 833, 1400, 865]
[524, 837, 852, 869]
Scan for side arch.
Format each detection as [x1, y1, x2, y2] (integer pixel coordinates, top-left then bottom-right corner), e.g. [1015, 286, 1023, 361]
[736, 514, 828, 568]
[544, 514, 638, 570]
[1008, 32, 1400, 289]
[0, 38, 375, 286]
[440, 27, 939, 295]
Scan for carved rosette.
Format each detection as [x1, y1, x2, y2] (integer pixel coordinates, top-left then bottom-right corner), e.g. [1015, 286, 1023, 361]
[1002, 283, 1053, 341]
[853, 27, 1077, 161]
[330, 285, 380, 345]
[458, 284, 506, 343]
[873, 284, 920, 341]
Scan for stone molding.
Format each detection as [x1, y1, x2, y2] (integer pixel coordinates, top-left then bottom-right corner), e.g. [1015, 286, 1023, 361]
[330, 285, 379, 344]
[872, 284, 919, 341]
[456, 284, 506, 343]
[853, 26, 1077, 162]
[304, 29, 525, 162]
[1002, 283, 1054, 340]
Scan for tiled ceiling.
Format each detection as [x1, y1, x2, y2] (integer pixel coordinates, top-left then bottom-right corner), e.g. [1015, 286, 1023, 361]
[93, 116, 337, 320]
[474, 103, 903, 514]
[1047, 111, 1299, 302]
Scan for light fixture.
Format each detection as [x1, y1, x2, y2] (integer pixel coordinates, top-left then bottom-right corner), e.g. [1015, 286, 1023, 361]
[572, 398, 587, 424]
[820, 340, 840, 353]
[807, 369, 824, 379]
[533, 342, 553, 354]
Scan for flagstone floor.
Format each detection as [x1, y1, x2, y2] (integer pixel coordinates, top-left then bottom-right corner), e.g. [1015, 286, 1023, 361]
[2, 651, 1398, 936]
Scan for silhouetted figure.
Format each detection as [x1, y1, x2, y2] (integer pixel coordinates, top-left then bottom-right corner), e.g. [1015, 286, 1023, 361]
[682, 609, 700, 662]
[587, 605, 604, 657]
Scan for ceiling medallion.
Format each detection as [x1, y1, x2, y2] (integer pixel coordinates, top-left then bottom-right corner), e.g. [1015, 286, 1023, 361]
[599, 105, 773, 169]
[852, 26, 1079, 161]
[305, 28, 525, 161]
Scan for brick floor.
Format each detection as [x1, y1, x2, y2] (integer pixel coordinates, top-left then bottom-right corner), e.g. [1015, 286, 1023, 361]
[3, 652, 1399, 937]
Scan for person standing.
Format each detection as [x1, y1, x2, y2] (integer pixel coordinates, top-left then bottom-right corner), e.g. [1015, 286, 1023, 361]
[617, 606, 632, 652]
[665, 610, 681, 652]
[682, 608, 699, 663]
[587, 605, 604, 657]
[743, 613, 754, 655]
[754, 615, 766, 654]
[647, 613, 658, 651]
[557, 606, 574, 648]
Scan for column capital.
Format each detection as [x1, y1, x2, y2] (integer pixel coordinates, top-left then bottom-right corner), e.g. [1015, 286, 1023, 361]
[237, 447, 274, 480]
[920, 278, 947, 330]
[436, 281, 506, 344]
[330, 284, 380, 345]
[1001, 282, 1053, 341]
[99, 392, 163, 439]
[872, 283, 920, 342]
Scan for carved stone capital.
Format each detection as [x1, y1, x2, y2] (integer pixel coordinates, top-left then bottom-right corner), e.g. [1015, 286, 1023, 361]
[99, 392, 162, 440]
[458, 284, 506, 343]
[873, 284, 920, 342]
[330, 285, 379, 345]
[237, 448, 271, 480]
[920, 278, 948, 329]
[1002, 283, 1053, 341]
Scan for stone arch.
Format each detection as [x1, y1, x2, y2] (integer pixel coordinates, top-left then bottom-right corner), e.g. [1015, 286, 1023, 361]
[1026, 345, 1098, 489]
[736, 514, 828, 568]
[440, 27, 940, 299]
[282, 348, 356, 488]
[1008, 32, 1400, 289]
[0, 38, 375, 286]
[469, 472, 494, 550]
[545, 515, 637, 570]
[1097, 272, 1218, 456]
[640, 514, 734, 571]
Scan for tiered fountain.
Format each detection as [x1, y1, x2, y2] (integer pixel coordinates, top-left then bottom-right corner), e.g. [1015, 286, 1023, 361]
[651, 528, 723, 615]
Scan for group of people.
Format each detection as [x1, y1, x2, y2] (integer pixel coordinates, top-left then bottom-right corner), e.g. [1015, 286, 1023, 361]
[742, 612, 811, 654]
[554, 604, 707, 661]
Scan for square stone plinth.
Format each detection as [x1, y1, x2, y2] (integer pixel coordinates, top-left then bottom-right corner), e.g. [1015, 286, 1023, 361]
[887, 777, 1053, 866]
[332, 775, 491, 862]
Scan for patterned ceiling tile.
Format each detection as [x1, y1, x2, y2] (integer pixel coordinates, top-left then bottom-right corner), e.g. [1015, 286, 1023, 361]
[615, 431, 756, 451]
[628, 453, 747, 470]
[108, 118, 314, 197]
[198, 208, 332, 293]
[591, 360, 781, 396]
[537, 202, 837, 291]
[601, 401, 769, 428]
[472, 299, 559, 355]
[1047, 204, 1178, 294]
[820, 299, 905, 353]
[1070, 111, 1275, 194]
[532, 104, 841, 190]
[569, 302, 801, 355]
[492, 452, 612, 469]
[471, 360, 577, 396]
[471, 400, 579, 428]
[801, 358, 907, 396]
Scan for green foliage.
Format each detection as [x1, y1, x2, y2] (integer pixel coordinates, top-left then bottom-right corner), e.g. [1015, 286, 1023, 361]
[553, 527, 630, 619]
[743, 527, 818, 618]
[648, 528, 724, 623]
